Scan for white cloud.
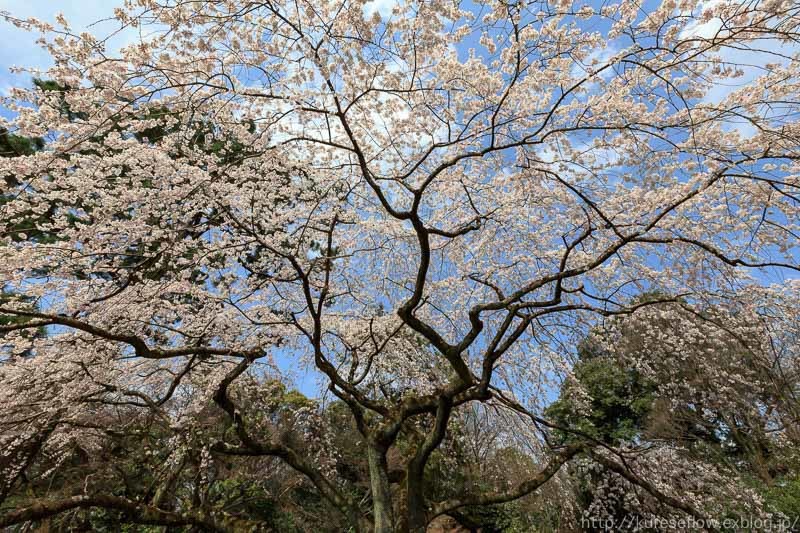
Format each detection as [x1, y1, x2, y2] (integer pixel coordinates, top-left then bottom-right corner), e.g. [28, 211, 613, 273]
[678, 0, 726, 41]
[702, 38, 795, 104]
[674, 1, 799, 138]
[363, 0, 399, 19]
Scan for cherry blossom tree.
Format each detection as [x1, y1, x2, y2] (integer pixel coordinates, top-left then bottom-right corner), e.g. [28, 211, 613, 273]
[547, 294, 800, 528]
[1, 0, 799, 531]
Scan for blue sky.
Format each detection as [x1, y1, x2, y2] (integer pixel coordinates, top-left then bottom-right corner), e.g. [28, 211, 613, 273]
[0, 0, 129, 97]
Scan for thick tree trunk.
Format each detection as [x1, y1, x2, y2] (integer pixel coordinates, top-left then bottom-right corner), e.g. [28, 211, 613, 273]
[367, 442, 395, 533]
[404, 397, 453, 533]
[404, 467, 427, 533]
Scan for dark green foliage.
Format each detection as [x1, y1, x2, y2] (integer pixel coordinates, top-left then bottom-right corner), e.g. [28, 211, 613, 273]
[545, 341, 655, 446]
[449, 502, 528, 532]
[0, 128, 44, 160]
[764, 475, 800, 523]
[209, 478, 303, 531]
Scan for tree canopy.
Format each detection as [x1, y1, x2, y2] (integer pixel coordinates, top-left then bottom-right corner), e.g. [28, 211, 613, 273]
[0, 0, 799, 531]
